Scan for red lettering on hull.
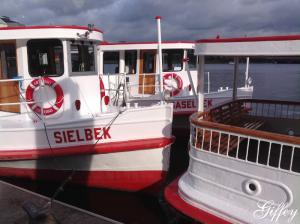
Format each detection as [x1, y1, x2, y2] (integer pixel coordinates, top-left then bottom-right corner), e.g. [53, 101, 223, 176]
[54, 127, 112, 144]
[174, 100, 197, 109]
[173, 99, 214, 111]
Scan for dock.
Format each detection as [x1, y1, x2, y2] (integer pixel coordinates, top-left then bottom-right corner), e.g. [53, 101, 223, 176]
[0, 180, 122, 224]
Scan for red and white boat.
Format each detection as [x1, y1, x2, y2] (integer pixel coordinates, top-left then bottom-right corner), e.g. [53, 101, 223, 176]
[165, 35, 300, 223]
[99, 38, 253, 117]
[0, 24, 173, 192]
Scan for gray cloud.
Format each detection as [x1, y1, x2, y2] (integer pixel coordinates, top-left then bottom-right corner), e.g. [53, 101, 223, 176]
[1, 0, 300, 41]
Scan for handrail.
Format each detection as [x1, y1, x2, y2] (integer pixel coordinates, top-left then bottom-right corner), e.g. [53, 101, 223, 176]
[190, 99, 300, 174]
[0, 76, 54, 108]
[101, 72, 162, 97]
[0, 101, 43, 106]
[190, 99, 300, 146]
[0, 77, 33, 83]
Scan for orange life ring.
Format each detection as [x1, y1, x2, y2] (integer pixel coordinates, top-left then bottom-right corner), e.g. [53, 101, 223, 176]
[25, 77, 64, 116]
[163, 73, 183, 96]
[99, 77, 109, 105]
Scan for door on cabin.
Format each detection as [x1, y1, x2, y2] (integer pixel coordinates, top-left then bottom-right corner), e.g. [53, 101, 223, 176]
[139, 50, 156, 94]
[0, 41, 19, 113]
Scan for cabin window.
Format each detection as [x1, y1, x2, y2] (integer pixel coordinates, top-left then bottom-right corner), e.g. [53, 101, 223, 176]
[125, 50, 137, 74]
[70, 42, 95, 73]
[187, 49, 197, 69]
[0, 44, 17, 79]
[142, 51, 156, 73]
[27, 39, 64, 77]
[0, 42, 20, 113]
[103, 51, 119, 74]
[162, 49, 183, 72]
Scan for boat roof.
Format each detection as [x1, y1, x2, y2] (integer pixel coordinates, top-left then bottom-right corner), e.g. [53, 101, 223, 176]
[100, 41, 195, 51]
[0, 25, 103, 41]
[195, 34, 300, 56]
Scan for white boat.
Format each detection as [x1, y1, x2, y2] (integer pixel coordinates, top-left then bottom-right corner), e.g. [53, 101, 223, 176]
[0, 25, 174, 192]
[165, 34, 300, 223]
[99, 41, 253, 116]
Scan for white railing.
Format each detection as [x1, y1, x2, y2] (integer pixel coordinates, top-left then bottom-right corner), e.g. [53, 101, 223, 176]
[0, 77, 26, 107]
[101, 73, 163, 102]
[190, 99, 300, 174]
[0, 77, 45, 108]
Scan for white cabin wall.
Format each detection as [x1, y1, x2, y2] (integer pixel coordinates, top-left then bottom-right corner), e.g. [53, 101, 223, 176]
[59, 40, 72, 118]
[98, 47, 103, 74]
[17, 40, 29, 79]
[65, 42, 101, 118]
[16, 39, 28, 114]
[183, 49, 187, 71]
[119, 50, 125, 74]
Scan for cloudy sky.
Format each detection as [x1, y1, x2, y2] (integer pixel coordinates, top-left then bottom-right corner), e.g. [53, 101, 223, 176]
[1, 0, 300, 42]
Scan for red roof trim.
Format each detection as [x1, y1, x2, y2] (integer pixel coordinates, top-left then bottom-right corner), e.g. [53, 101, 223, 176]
[197, 34, 300, 43]
[0, 25, 103, 33]
[100, 40, 195, 46]
[0, 137, 173, 161]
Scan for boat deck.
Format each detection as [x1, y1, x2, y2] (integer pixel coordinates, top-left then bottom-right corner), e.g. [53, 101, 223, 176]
[191, 99, 300, 173]
[0, 180, 122, 224]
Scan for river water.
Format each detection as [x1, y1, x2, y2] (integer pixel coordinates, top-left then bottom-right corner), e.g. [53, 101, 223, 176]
[3, 63, 300, 223]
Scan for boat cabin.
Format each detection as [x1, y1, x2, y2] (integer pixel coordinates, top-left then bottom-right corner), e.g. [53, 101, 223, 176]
[165, 35, 300, 224]
[99, 41, 253, 115]
[99, 41, 197, 97]
[0, 26, 103, 120]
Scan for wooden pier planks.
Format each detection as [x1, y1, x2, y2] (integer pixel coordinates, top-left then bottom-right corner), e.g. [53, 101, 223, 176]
[0, 180, 122, 224]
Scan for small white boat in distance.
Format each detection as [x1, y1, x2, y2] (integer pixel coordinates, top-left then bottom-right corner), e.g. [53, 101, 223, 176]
[0, 24, 173, 192]
[165, 34, 300, 223]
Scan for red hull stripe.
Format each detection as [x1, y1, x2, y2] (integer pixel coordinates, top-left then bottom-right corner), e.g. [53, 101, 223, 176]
[197, 34, 300, 43]
[0, 137, 173, 161]
[0, 25, 103, 33]
[0, 167, 167, 192]
[164, 178, 231, 224]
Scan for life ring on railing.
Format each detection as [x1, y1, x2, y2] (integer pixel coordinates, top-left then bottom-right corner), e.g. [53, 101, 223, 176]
[25, 77, 64, 116]
[99, 77, 110, 105]
[163, 73, 183, 97]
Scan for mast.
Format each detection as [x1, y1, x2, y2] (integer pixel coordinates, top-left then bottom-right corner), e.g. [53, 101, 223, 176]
[245, 57, 249, 87]
[197, 56, 205, 112]
[232, 56, 239, 100]
[155, 16, 164, 100]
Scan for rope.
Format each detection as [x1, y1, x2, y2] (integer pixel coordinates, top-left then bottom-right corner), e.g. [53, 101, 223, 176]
[17, 85, 53, 151]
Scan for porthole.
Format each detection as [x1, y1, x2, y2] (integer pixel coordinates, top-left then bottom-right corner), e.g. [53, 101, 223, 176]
[243, 179, 261, 196]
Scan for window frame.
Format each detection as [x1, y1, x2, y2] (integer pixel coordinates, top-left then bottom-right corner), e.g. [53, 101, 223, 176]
[102, 51, 120, 75]
[67, 40, 97, 76]
[27, 39, 64, 77]
[162, 49, 184, 72]
[125, 50, 137, 75]
[186, 49, 197, 70]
